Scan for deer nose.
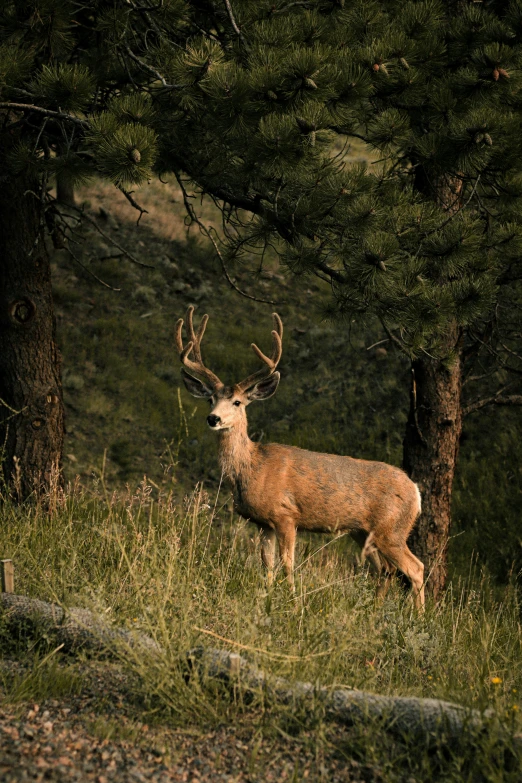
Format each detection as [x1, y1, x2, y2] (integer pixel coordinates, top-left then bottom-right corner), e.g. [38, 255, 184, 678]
[207, 414, 221, 428]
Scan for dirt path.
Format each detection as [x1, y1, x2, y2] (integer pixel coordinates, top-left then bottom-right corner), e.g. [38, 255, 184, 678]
[0, 660, 381, 783]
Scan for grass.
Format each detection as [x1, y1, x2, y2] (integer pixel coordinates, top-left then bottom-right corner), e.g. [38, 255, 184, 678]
[0, 649, 84, 704]
[1, 481, 522, 779]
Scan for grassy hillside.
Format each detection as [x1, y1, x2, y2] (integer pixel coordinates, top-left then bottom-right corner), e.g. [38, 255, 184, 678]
[51, 176, 522, 583]
[54, 178, 409, 489]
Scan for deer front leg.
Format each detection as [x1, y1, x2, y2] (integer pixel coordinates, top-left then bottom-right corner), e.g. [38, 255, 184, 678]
[260, 527, 277, 586]
[276, 523, 297, 593]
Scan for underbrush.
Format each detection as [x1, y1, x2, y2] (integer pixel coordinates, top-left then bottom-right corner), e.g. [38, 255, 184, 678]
[1, 482, 522, 780]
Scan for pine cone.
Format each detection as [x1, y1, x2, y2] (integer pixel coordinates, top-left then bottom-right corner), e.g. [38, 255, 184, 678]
[400, 57, 410, 70]
[303, 77, 318, 90]
[498, 68, 510, 79]
[267, 90, 278, 101]
[493, 68, 500, 81]
[296, 117, 317, 133]
[372, 63, 380, 72]
[128, 148, 141, 163]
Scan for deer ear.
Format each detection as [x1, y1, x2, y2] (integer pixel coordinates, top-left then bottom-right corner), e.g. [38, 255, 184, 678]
[246, 371, 280, 401]
[181, 368, 214, 398]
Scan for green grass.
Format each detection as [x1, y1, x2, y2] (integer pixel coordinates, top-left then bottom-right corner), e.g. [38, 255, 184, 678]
[1, 648, 84, 703]
[1, 484, 521, 779]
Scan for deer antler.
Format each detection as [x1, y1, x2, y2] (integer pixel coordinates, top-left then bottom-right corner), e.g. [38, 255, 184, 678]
[237, 313, 283, 391]
[175, 306, 223, 389]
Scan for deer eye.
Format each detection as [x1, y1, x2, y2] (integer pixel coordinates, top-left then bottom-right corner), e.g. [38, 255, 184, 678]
[233, 400, 241, 407]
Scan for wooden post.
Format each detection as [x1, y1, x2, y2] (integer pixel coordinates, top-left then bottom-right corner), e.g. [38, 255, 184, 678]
[1, 559, 14, 593]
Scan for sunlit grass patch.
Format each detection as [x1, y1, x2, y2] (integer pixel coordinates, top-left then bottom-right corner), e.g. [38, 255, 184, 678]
[1, 481, 521, 713]
[2, 480, 522, 777]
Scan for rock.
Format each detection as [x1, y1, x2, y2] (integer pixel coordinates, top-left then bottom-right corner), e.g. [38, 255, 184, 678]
[132, 286, 156, 306]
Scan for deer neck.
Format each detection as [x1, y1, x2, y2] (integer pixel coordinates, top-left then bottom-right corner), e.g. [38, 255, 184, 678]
[217, 420, 255, 488]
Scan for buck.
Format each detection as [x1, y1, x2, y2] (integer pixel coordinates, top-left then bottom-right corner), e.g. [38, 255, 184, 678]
[176, 307, 425, 608]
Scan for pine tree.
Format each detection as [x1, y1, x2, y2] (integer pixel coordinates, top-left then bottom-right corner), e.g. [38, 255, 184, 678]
[2, 1, 522, 598]
[0, 1, 162, 498]
[145, 0, 522, 596]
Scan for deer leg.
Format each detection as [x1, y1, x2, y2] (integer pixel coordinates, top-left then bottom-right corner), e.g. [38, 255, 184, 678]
[276, 524, 297, 593]
[260, 527, 277, 586]
[358, 531, 395, 600]
[373, 539, 425, 610]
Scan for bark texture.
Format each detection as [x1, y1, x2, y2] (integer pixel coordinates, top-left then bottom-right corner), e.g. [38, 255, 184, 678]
[403, 330, 463, 600]
[0, 160, 64, 499]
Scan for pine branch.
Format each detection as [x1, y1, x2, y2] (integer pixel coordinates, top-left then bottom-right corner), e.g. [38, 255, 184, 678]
[463, 394, 522, 417]
[380, 319, 411, 357]
[124, 46, 182, 90]
[174, 173, 281, 305]
[223, 0, 249, 49]
[117, 185, 149, 225]
[0, 103, 87, 127]
[419, 175, 481, 244]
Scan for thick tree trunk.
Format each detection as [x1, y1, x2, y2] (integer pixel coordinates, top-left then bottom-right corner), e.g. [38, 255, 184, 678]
[403, 329, 463, 600]
[0, 165, 64, 500]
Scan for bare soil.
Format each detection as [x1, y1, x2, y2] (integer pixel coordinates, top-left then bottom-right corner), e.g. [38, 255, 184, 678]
[0, 660, 383, 783]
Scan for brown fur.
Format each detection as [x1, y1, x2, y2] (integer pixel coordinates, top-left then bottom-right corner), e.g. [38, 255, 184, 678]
[177, 309, 425, 609]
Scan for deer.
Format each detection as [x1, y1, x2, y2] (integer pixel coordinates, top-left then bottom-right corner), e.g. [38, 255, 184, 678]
[175, 306, 425, 609]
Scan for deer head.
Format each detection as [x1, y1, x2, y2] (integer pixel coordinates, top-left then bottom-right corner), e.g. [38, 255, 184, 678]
[176, 306, 283, 431]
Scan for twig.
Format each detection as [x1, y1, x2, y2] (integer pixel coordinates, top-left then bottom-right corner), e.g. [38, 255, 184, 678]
[410, 367, 427, 447]
[65, 204, 155, 269]
[0, 398, 28, 422]
[223, 0, 249, 48]
[0, 102, 87, 127]
[207, 228, 279, 305]
[124, 46, 181, 90]
[366, 338, 390, 351]
[380, 319, 411, 356]
[117, 185, 148, 225]
[174, 173, 280, 304]
[194, 626, 331, 660]
[463, 393, 522, 417]
[418, 175, 481, 246]
[67, 247, 121, 291]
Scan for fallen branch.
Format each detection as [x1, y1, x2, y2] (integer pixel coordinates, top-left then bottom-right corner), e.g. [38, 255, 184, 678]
[1, 593, 519, 751]
[0, 593, 159, 655]
[186, 646, 505, 747]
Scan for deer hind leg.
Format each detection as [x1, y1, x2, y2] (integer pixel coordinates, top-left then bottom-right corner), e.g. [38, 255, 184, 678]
[373, 538, 425, 610]
[260, 527, 277, 586]
[276, 523, 297, 593]
[358, 531, 395, 600]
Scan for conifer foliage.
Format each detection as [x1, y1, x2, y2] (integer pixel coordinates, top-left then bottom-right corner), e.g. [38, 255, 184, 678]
[2, 1, 522, 594]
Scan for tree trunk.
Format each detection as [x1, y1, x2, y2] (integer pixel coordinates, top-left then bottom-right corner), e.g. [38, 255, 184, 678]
[0, 164, 64, 500]
[403, 329, 463, 600]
